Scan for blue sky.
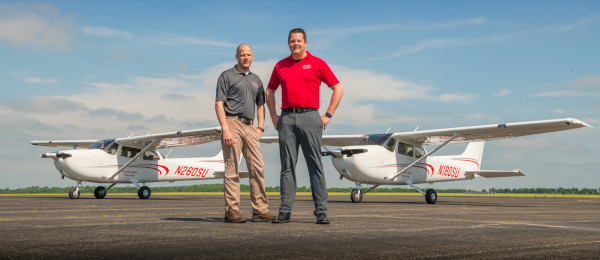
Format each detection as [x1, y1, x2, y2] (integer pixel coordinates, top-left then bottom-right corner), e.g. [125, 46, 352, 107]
[2, 1, 599, 191]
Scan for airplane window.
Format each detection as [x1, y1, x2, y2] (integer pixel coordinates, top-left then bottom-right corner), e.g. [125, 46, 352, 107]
[143, 151, 160, 160]
[406, 146, 414, 157]
[397, 143, 416, 157]
[415, 147, 425, 158]
[385, 138, 395, 152]
[120, 146, 141, 158]
[397, 143, 408, 155]
[358, 133, 393, 146]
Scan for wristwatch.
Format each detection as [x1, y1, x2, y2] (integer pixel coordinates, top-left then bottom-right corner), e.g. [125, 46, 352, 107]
[257, 127, 265, 132]
[325, 113, 333, 118]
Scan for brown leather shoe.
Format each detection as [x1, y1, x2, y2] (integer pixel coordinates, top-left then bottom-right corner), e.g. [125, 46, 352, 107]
[224, 209, 246, 223]
[252, 212, 275, 222]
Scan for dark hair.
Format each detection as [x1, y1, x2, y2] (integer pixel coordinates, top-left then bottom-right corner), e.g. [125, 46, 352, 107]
[288, 28, 306, 42]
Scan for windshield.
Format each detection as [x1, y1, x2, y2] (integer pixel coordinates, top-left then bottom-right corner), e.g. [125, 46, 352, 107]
[88, 139, 116, 150]
[358, 133, 393, 146]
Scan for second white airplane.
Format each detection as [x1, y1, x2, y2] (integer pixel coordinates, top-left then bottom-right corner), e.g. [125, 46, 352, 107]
[261, 118, 591, 204]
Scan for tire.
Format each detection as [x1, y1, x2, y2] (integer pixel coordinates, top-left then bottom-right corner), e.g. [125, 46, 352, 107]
[138, 186, 151, 199]
[69, 188, 80, 199]
[351, 188, 363, 203]
[425, 189, 437, 204]
[94, 186, 106, 199]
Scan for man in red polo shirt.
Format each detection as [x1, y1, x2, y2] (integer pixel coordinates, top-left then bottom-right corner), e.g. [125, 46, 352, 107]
[266, 28, 344, 224]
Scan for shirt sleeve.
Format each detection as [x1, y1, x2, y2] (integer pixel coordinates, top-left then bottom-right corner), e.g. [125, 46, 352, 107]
[319, 62, 340, 88]
[215, 72, 228, 102]
[256, 79, 265, 106]
[267, 65, 280, 90]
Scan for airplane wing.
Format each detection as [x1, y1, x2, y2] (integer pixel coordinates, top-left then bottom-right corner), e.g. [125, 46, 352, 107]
[31, 140, 98, 148]
[260, 134, 364, 146]
[392, 118, 591, 145]
[115, 127, 222, 150]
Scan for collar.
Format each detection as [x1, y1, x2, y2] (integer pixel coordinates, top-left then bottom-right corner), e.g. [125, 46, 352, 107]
[233, 64, 251, 75]
[287, 51, 313, 63]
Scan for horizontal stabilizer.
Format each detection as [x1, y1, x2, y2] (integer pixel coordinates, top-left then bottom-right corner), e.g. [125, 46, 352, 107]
[465, 170, 525, 178]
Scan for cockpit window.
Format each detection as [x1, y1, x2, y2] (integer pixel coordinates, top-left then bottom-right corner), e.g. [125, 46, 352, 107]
[89, 139, 116, 154]
[143, 151, 160, 160]
[358, 133, 393, 146]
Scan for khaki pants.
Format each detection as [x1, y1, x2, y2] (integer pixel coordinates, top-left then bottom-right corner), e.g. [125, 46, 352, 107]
[223, 117, 268, 214]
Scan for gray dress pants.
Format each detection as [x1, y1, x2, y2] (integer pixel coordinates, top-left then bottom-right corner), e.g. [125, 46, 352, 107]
[277, 110, 328, 216]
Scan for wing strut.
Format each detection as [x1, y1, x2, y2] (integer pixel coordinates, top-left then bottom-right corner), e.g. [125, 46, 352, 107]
[362, 134, 459, 196]
[108, 139, 157, 180]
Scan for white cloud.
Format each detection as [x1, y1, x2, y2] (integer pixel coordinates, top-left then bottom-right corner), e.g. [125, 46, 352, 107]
[311, 17, 486, 49]
[0, 2, 72, 49]
[493, 89, 511, 97]
[83, 26, 131, 38]
[534, 75, 600, 97]
[24, 77, 59, 84]
[154, 36, 236, 48]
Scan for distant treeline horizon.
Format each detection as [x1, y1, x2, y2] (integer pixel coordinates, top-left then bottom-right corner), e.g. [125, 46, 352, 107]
[1, 184, 598, 195]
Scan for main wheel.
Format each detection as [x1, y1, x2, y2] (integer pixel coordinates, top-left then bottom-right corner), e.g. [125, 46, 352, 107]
[351, 188, 363, 203]
[69, 188, 80, 199]
[94, 186, 106, 199]
[138, 186, 151, 199]
[425, 189, 437, 204]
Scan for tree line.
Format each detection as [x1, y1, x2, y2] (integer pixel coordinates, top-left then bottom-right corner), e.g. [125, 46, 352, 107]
[0, 185, 598, 194]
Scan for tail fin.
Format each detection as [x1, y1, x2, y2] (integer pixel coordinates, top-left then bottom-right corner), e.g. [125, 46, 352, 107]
[460, 142, 484, 169]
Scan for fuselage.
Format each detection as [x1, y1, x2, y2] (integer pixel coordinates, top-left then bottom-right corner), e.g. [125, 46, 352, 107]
[50, 148, 224, 184]
[330, 145, 480, 185]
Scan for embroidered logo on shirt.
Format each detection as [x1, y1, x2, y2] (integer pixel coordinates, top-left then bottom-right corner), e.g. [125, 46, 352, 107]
[302, 64, 312, 69]
[252, 81, 258, 88]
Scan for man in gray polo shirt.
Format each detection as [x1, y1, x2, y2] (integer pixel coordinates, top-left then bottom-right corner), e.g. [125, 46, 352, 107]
[215, 44, 273, 223]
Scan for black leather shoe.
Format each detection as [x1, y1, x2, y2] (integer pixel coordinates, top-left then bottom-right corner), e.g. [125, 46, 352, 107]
[316, 213, 330, 224]
[272, 212, 291, 224]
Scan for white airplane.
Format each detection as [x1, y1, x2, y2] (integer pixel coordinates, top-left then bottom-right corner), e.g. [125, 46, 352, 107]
[31, 127, 234, 199]
[261, 118, 591, 204]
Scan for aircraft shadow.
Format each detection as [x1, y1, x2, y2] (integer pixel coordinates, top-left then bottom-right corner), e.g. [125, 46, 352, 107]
[328, 199, 532, 208]
[163, 217, 317, 224]
[163, 217, 223, 222]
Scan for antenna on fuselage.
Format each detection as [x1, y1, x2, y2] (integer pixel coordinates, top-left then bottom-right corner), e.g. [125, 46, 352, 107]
[413, 125, 420, 131]
[385, 127, 391, 134]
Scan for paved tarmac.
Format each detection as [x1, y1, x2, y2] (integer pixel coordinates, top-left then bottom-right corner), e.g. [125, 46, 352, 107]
[0, 193, 599, 259]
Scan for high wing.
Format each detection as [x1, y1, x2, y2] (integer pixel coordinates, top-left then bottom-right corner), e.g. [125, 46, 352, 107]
[31, 140, 98, 148]
[260, 134, 364, 146]
[115, 127, 222, 150]
[392, 118, 590, 145]
[31, 127, 223, 150]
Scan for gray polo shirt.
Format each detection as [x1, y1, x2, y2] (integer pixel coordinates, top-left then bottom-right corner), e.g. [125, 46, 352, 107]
[216, 65, 265, 120]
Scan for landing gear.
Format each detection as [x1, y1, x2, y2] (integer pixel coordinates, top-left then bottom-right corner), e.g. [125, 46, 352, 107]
[351, 188, 363, 203]
[94, 186, 106, 199]
[68, 181, 82, 199]
[425, 189, 437, 204]
[138, 186, 151, 199]
[69, 188, 80, 199]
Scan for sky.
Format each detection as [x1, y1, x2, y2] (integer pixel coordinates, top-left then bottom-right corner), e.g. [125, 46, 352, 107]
[1, 1, 599, 191]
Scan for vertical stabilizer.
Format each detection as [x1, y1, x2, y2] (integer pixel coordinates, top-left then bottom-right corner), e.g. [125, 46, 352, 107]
[460, 142, 485, 169]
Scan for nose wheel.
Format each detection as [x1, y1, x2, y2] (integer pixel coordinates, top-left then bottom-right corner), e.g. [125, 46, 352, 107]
[68, 188, 80, 199]
[351, 188, 363, 203]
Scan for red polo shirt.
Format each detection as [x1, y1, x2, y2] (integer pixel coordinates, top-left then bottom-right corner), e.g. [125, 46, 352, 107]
[267, 51, 339, 109]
